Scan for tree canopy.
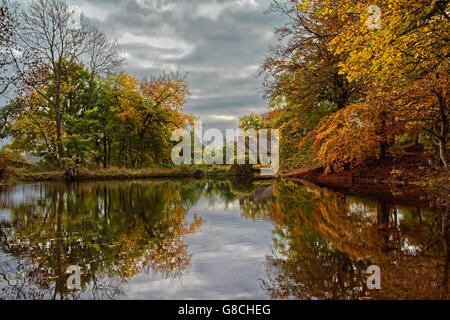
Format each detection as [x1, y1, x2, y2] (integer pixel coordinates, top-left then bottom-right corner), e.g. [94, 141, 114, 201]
[244, 0, 449, 174]
[0, 0, 192, 169]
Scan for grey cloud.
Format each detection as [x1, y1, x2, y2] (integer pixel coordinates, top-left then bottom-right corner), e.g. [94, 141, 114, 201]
[76, 0, 286, 131]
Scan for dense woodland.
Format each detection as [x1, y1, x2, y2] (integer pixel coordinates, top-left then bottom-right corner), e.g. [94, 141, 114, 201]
[241, 0, 449, 177]
[0, 0, 449, 183]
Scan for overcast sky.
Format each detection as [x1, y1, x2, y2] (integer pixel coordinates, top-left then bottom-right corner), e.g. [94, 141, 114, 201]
[70, 0, 286, 131]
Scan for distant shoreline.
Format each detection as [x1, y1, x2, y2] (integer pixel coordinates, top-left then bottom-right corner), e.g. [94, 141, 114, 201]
[9, 165, 277, 184]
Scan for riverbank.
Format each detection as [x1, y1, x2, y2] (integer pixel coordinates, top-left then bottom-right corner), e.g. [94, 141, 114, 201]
[10, 166, 234, 183]
[3, 161, 282, 184]
[5, 159, 449, 202]
[283, 157, 450, 205]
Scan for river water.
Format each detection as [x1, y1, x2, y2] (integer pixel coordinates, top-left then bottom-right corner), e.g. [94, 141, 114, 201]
[0, 179, 448, 300]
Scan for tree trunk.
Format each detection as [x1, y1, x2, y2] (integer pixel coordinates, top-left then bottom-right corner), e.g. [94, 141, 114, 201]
[439, 137, 448, 169]
[94, 137, 100, 167]
[139, 133, 145, 168]
[108, 138, 111, 167]
[434, 84, 448, 169]
[377, 111, 388, 161]
[119, 138, 125, 167]
[55, 73, 64, 169]
[87, 75, 95, 109]
[103, 135, 107, 169]
[379, 141, 388, 161]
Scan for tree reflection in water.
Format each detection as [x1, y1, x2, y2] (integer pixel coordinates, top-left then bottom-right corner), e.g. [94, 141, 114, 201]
[240, 181, 449, 300]
[0, 179, 447, 300]
[0, 180, 205, 300]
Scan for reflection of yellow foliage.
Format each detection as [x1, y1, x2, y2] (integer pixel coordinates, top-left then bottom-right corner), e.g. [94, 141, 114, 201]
[262, 180, 448, 299]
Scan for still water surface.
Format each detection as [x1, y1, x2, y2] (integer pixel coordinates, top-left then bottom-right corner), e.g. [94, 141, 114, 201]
[0, 179, 448, 300]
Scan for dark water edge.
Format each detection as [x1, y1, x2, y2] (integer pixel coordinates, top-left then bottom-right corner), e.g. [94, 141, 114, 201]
[0, 179, 448, 300]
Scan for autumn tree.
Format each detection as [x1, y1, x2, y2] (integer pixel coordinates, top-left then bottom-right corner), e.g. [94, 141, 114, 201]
[250, 0, 448, 173]
[11, 0, 88, 166]
[9, 0, 122, 168]
[325, 0, 449, 168]
[7, 61, 102, 165]
[115, 72, 190, 168]
[260, 0, 362, 117]
[7, 92, 59, 162]
[256, 0, 363, 171]
[299, 104, 380, 174]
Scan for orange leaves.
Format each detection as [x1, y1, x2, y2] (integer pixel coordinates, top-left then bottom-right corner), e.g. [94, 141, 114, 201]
[249, 1, 448, 172]
[295, 0, 450, 170]
[112, 72, 190, 136]
[300, 104, 379, 174]
[140, 72, 190, 113]
[112, 73, 144, 130]
[301, 72, 449, 174]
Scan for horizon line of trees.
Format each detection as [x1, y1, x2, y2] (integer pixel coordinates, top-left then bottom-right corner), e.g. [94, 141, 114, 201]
[0, 0, 193, 170]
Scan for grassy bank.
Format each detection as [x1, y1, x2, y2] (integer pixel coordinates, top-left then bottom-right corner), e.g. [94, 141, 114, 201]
[12, 165, 236, 183]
